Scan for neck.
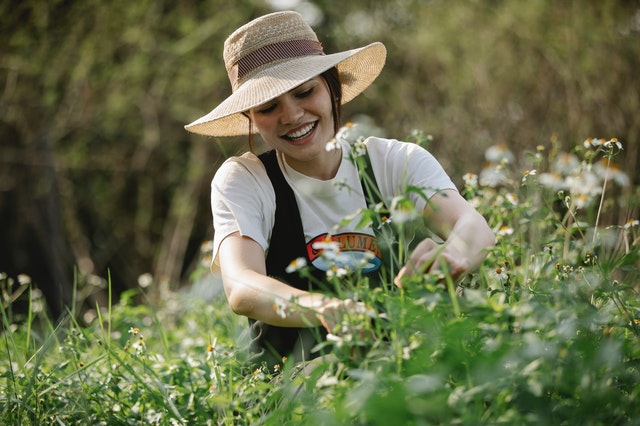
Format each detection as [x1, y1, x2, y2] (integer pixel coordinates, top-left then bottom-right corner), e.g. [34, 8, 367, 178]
[282, 147, 342, 180]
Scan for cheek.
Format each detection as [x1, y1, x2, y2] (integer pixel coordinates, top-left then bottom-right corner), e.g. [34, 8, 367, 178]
[248, 114, 272, 135]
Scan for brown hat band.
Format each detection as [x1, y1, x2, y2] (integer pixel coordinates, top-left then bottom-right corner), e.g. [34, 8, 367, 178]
[229, 39, 324, 90]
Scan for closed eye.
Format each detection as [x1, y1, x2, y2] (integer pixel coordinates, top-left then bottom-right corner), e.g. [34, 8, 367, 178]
[254, 84, 315, 114]
[256, 102, 277, 114]
[295, 87, 314, 99]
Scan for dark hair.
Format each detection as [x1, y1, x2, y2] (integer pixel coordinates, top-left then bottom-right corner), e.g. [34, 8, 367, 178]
[246, 66, 343, 152]
[321, 66, 343, 134]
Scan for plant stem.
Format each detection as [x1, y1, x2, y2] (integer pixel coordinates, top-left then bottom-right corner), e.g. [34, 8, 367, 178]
[593, 156, 610, 246]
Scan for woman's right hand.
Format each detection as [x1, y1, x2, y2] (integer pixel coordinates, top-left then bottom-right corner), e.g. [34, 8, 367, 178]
[220, 232, 373, 331]
[316, 298, 370, 335]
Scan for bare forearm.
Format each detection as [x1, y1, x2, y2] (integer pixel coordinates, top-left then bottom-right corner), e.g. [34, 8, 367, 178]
[395, 192, 495, 285]
[445, 211, 495, 271]
[222, 268, 332, 328]
[218, 233, 358, 332]
[423, 190, 495, 273]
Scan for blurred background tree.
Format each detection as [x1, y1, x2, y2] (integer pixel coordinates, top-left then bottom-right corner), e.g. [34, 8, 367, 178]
[1, 0, 638, 320]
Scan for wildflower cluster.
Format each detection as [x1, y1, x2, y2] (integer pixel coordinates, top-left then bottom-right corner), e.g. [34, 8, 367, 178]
[543, 138, 628, 209]
[463, 135, 636, 303]
[327, 119, 383, 157]
[125, 326, 146, 356]
[273, 298, 288, 319]
[479, 143, 515, 187]
[468, 136, 632, 249]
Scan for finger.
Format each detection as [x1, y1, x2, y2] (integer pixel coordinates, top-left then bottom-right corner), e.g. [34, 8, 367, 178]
[428, 253, 470, 279]
[414, 238, 438, 253]
[394, 265, 408, 287]
[411, 250, 440, 274]
[316, 300, 341, 332]
[395, 249, 439, 286]
[408, 240, 442, 270]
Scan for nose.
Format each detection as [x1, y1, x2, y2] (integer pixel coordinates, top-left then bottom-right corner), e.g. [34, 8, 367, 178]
[280, 96, 304, 125]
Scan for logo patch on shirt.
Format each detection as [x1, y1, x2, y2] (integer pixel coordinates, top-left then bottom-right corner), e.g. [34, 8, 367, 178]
[306, 233, 382, 273]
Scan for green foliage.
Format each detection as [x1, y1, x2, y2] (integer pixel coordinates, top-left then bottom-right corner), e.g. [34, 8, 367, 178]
[2, 133, 639, 424]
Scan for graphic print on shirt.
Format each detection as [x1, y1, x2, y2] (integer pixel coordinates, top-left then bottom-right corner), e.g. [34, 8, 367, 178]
[306, 232, 382, 273]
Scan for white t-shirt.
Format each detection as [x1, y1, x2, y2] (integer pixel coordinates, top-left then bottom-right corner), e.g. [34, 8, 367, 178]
[210, 137, 457, 271]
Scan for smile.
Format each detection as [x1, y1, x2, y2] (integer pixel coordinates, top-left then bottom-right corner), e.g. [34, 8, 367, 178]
[283, 122, 317, 140]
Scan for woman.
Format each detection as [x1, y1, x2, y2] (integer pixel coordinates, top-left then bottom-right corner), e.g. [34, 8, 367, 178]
[185, 11, 495, 365]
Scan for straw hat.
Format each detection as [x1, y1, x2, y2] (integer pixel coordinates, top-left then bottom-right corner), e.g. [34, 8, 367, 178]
[184, 11, 386, 137]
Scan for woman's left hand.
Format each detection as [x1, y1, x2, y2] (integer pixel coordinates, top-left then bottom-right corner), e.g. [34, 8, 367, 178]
[393, 238, 470, 287]
[392, 189, 495, 287]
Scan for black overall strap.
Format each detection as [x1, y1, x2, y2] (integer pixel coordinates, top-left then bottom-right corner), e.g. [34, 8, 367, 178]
[259, 150, 309, 287]
[250, 150, 326, 366]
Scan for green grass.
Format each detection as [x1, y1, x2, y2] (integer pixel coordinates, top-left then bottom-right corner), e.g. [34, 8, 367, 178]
[2, 134, 639, 425]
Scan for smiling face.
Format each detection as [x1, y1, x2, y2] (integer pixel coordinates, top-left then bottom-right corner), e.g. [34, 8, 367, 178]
[248, 76, 339, 178]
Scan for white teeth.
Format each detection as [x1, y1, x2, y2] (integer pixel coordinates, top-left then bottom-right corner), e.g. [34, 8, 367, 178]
[286, 123, 315, 139]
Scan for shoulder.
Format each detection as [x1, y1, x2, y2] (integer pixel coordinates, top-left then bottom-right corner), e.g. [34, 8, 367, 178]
[213, 152, 269, 185]
[364, 136, 426, 152]
[212, 152, 276, 204]
[362, 136, 457, 198]
[364, 136, 439, 165]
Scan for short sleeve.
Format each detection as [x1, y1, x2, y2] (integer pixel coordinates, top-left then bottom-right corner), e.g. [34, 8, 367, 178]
[210, 153, 276, 262]
[364, 137, 458, 211]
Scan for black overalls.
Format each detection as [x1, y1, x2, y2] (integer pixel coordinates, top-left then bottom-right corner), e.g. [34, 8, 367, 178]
[251, 149, 386, 366]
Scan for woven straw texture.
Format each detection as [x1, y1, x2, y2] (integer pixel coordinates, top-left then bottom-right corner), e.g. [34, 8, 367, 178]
[185, 11, 386, 137]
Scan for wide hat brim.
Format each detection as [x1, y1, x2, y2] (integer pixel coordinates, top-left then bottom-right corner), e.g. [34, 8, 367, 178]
[184, 42, 386, 137]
